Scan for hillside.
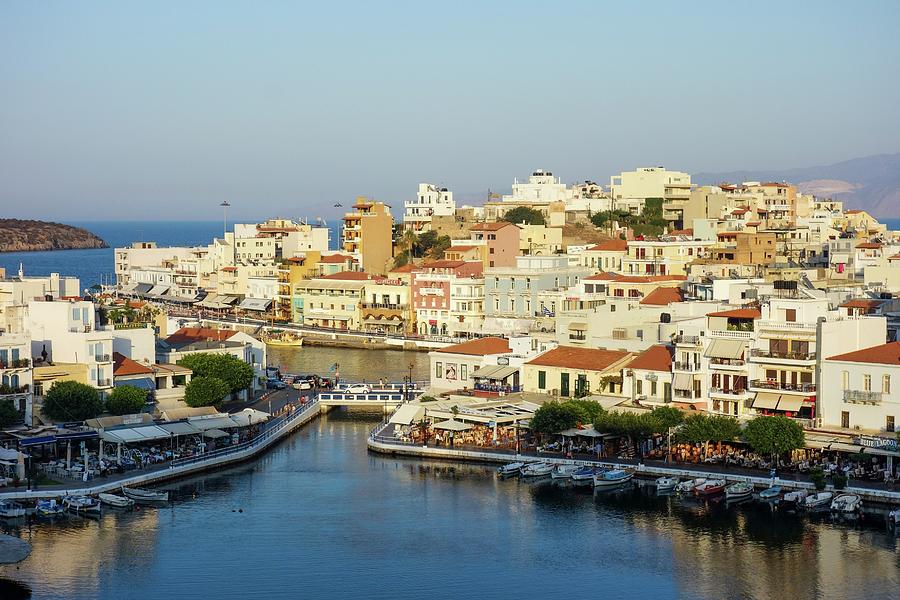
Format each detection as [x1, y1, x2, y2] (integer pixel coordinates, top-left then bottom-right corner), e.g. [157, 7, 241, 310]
[0, 219, 108, 252]
[695, 152, 900, 218]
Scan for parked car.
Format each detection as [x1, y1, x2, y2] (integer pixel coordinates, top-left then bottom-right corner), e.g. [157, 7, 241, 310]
[345, 384, 371, 394]
[267, 378, 286, 390]
[292, 380, 313, 391]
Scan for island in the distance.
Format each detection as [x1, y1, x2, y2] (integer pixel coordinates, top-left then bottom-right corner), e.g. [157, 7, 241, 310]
[0, 219, 108, 252]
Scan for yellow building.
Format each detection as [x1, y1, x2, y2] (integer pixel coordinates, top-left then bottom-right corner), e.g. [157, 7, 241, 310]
[342, 198, 394, 275]
[359, 278, 412, 334]
[522, 346, 633, 398]
[277, 253, 320, 322]
[519, 224, 562, 255]
[294, 272, 371, 329]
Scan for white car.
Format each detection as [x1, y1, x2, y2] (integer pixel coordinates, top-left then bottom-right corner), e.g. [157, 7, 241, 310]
[292, 380, 313, 391]
[344, 384, 371, 394]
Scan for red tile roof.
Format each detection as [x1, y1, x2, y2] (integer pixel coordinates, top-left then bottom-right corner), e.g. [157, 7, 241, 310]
[839, 298, 886, 310]
[845, 209, 863, 214]
[165, 327, 237, 344]
[447, 245, 479, 252]
[707, 308, 761, 319]
[113, 352, 154, 377]
[319, 254, 353, 263]
[320, 271, 372, 280]
[731, 208, 749, 215]
[470, 222, 518, 231]
[627, 344, 673, 372]
[639, 287, 685, 306]
[418, 260, 467, 269]
[390, 263, 415, 273]
[856, 242, 882, 249]
[221, 266, 237, 272]
[586, 239, 628, 252]
[669, 229, 694, 236]
[525, 346, 630, 372]
[436, 337, 511, 356]
[827, 341, 900, 365]
[583, 272, 686, 284]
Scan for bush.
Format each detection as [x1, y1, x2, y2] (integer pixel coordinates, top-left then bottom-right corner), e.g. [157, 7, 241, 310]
[43, 381, 103, 422]
[832, 471, 848, 490]
[177, 353, 254, 395]
[106, 385, 148, 415]
[810, 468, 827, 491]
[0, 399, 20, 428]
[184, 376, 231, 408]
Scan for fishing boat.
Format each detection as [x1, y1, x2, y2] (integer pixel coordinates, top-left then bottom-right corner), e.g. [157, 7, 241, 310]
[655, 477, 679, 492]
[520, 463, 553, 478]
[831, 494, 862, 514]
[804, 491, 834, 510]
[497, 462, 524, 477]
[725, 482, 754, 500]
[694, 479, 727, 496]
[63, 495, 102, 515]
[551, 464, 580, 480]
[758, 485, 783, 501]
[782, 489, 808, 508]
[35, 499, 65, 517]
[571, 466, 598, 486]
[676, 478, 706, 494]
[0, 501, 26, 518]
[263, 332, 303, 347]
[99, 493, 135, 508]
[593, 469, 634, 489]
[121, 486, 169, 503]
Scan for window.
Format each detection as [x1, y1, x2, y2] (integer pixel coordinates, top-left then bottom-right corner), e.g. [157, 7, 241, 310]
[650, 380, 657, 396]
[884, 375, 891, 394]
[785, 308, 796, 322]
[435, 362, 442, 379]
[538, 370, 546, 390]
[460, 364, 467, 381]
[863, 374, 872, 392]
[887, 416, 895, 433]
[636, 379, 642, 395]
[842, 371, 849, 390]
[841, 411, 850, 428]
[560, 373, 570, 397]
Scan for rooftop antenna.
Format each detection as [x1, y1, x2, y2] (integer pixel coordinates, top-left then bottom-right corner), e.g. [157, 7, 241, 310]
[220, 201, 231, 237]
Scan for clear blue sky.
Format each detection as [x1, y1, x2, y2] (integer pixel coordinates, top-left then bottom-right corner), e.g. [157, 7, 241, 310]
[2, 1, 898, 221]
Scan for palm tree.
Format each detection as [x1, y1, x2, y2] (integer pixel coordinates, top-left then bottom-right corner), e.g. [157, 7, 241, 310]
[402, 229, 418, 265]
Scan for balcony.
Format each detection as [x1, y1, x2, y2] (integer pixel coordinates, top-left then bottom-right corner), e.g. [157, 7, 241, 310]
[673, 362, 701, 372]
[569, 334, 586, 341]
[709, 357, 746, 368]
[709, 329, 752, 340]
[843, 389, 883, 405]
[750, 379, 816, 394]
[673, 335, 700, 345]
[97, 379, 112, 388]
[757, 320, 817, 332]
[94, 354, 111, 362]
[0, 358, 31, 370]
[749, 349, 816, 364]
[709, 387, 750, 397]
[361, 303, 407, 310]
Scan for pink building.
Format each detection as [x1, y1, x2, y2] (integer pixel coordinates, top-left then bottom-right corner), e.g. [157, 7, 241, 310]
[470, 222, 520, 268]
[412, 260, 483, 335]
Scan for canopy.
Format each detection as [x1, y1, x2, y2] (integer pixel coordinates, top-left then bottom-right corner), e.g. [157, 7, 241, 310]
[238, 297, 273, 311]
[161, 406, 219, 421]
[673, 373, 694, 390]
[0, 448, 27, 461]
[134, 283, 153, 295]
[752, 392, 781, 410]
[100, 424, 171, 443]
[148, 285, 169, 297]
[229, 408, 271, 427]
[218, 295, 241, 305]
[203, 429, 230, 439]
[432, 419, 473, 432]
[558, 426, 607, 438]
[198, 294, 227, 309]
[568, 322, 587, 330]
[158, 421, 202, 436]
[187, 415, 241, 431]
[776, 395, 804, 412]
[472, 365, 518, 381]
[389, 404, 425, 425]
[115, 377, 155, 391]
[704, 339, 745, 360]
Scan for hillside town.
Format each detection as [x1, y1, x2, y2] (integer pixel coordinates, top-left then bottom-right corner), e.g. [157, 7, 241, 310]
[1, 165, 898, 492]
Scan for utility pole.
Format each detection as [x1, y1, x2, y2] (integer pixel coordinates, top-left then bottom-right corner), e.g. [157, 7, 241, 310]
[220, 201, 231, 238]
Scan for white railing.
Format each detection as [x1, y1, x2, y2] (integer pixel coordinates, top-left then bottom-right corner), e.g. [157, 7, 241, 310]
[709, 330, 752, 339]
[757, 320, 817, 331]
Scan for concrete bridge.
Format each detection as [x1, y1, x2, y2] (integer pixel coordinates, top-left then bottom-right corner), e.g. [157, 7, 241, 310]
[317, 383, 426, 408]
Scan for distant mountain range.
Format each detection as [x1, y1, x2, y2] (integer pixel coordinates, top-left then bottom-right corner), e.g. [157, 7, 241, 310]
[695, 152, 900, 218]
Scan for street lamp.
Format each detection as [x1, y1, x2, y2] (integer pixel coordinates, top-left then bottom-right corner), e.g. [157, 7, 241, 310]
[220, 201, 231, 238]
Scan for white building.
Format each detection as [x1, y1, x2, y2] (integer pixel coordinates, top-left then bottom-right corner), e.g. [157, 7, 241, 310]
[503, 169, 572, 204]
[609, 166, 692, 212]
[404, 183, 456, 232]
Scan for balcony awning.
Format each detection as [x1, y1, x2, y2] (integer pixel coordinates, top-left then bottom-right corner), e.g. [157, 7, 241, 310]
[673, 373, 694, 390]
[219, 295, 241, 305]
[364, 316, 402, 324]
[389, 404, 425, 425]
[134, 283, 153, 295]
[776, 395, 804, 412]
[238, 297, 273, 311]
[568, 322, 587, 331]
[704, 338, 745, 360]
[148, 285, 169, 297]
[752, 392, 781, 410]
[473, 366, 517, 381]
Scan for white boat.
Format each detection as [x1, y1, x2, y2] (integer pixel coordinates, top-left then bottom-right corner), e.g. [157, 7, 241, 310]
[725, 482, 754, 500]
[571, 466, 597, 485]
[35, 498, 65, 516]
[782, 489, 809, 507]
[63, 495, 102, 515]
[99, 493, 135, 508]
[694, 479, 727, 496]
[520, 463, 553, 478]
[497, 462, 524, 476]
[0, 501, 26, 518]
[889, 508, 900, 527]
[655, 477, 679, 492]
[831, 494, 862, 514]
[804, 491, 834, 510]
[593, 469, 633, 488]
[676, 478, 706, 494]
[551, 464, 580, 480]
[758, 485, 783, 501]
[121, 486, 169, 503]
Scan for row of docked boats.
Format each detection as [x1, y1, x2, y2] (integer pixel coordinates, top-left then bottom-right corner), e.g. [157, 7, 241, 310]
[0, 486, 169, 520]
[499, 462, 635, 489]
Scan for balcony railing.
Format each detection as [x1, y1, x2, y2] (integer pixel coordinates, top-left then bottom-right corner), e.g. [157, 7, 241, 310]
[843, 389, 883, 404]
[709, 387, 749, 396]
[97, 378, 112, 387]
[361, 303, 407, 310]
[757, 320, 817, 331]
[569, 334, 586, 341]
[709, 330, 752, 339]
[750, 349, 816, 361]
[0, 358, 31, 369]
[673, 335, 700, 345]
[750, 379, 816, 394]
[673, 362, 700, 372]
[95, 354, 111, 362]
[709, 357, 745, 367]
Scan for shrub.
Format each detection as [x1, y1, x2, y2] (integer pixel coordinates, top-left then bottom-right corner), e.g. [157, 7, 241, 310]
[106, 385, 148, 415]
[42, 381, 103, 422]
[184, 376, 230, 408]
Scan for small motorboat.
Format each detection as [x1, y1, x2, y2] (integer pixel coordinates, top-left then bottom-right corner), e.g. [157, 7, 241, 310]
[63, 495, 102, 515]
[888, 508, 900, 527]
[99, 493, 135, 508]
[725, 482, 754, 500]
[571, 466, 598, 486]
[35, 499, 65, 517]
[655, 477, 679, 492]
[0, 501, 26, 518]
[520, 463, 553, 478]
[782, 489, 809, 508]
[121, 486, 169, 503]
[694, 479, 727, 496]
[804, 491, 834, 510]
[831, 494, 862, 514]
[551, 464, 580, 480]
[497, 462, 524, 477]
[593, 469, 634, 489]
[676, 478, 706, 494]
[758, 485, 783, 501]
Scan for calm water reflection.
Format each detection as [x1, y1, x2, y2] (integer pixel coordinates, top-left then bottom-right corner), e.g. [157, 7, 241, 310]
[3, 411, 899, 599]
[266, 346, 431, 383]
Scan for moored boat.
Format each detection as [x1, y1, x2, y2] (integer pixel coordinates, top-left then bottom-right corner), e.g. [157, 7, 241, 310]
[758, 485, 782, 501]
[497, 462, 524, 477]
[551, 464, 580, 480]
[694, 479, 727, 496]
[0, 501, 26, 518]
[725, 482, 754, 500]
[121, 486, 169, 503]
[35, 499, 65, 517]
[520, 463, 553, 478]
[63, 495, 101, 515]
[655, 477, 679, 492]
[782, 489, 808, 508]
[676, 478, 706, 494]
[888, 508, 900, 527]
[99, 493, 135, 508]
[804, 491, 833, 510]
[571, 466, 598, 486]
[831, 494, 862, 514]
[593, 469, 633, 489]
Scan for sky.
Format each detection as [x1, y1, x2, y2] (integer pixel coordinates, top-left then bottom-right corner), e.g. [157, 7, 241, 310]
[2, 1, 899, 221]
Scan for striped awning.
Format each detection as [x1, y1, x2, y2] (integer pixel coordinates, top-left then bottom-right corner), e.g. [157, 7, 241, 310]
[704, 339, 745, 360]
[673, 373, 694, 390]
[752, 392, 781, 410]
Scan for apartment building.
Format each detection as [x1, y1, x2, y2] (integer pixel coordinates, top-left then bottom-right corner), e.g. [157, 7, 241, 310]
[610, 167, 692, 213]
[294, 272, 371, 330]
[0, 331, 33, 423]
[625, 344, 674, 407]
[469, 222, 520, 268]
[428, 337, 513, 391]
[821, 341, 899, 434]
[621, 235, 711, 276]
[360, 278, 412, 335]
[709, 232, 776, 265]
[342, 198, 394, 274]
[580, 238, 628, 271]
[518, 224, 562, 256]
[404, 183, 456, 233]
[411, 260, 483, 336]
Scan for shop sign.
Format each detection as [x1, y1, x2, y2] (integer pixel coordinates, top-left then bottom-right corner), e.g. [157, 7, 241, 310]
[855, 435, 898, 452]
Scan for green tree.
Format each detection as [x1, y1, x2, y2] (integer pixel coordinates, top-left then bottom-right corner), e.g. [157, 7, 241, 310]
[427, 235, 452, 260]
[743, 415, 805, 466]
[0, 399, 20, 428]
[106, 385, 148, 415]
[561, 399, 606, 425]
[42, 381, 103, 422]
[501, 206, 545, 225]
[184, 376, 231, 408]
[529, 402, 581, 435]
[177, 353, 254, 396]
[650, 406, 684, 431]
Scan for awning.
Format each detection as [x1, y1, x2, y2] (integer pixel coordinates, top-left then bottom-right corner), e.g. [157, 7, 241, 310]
[229, 408, 271, 427]
[198, 294, 227, 309]
[100, 425, 171, 443]
[120, 282, 138, 293]
[432, 419, 474, 431]
[558, 426, 607, 438]
[158, 422, 201, 436]
[673, 373, 694, 390]
[219, 295, 241, 305]
[188, 415, 241, 431]
[752, 392, 781, 410]
[115, 377, 155, 391]
[704, 338, 746, 360]
[364, 316, 402, 324]
[238, 297, 273, 311]
[203, 429, 230, 439]
[148, 285, 169, 296]
[568, 322, 587, 331]
[776, 395, 804, 412]
[472, 365, 502, 379]
[134, 283, 153, 295]
[389, 404, 425, 425]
